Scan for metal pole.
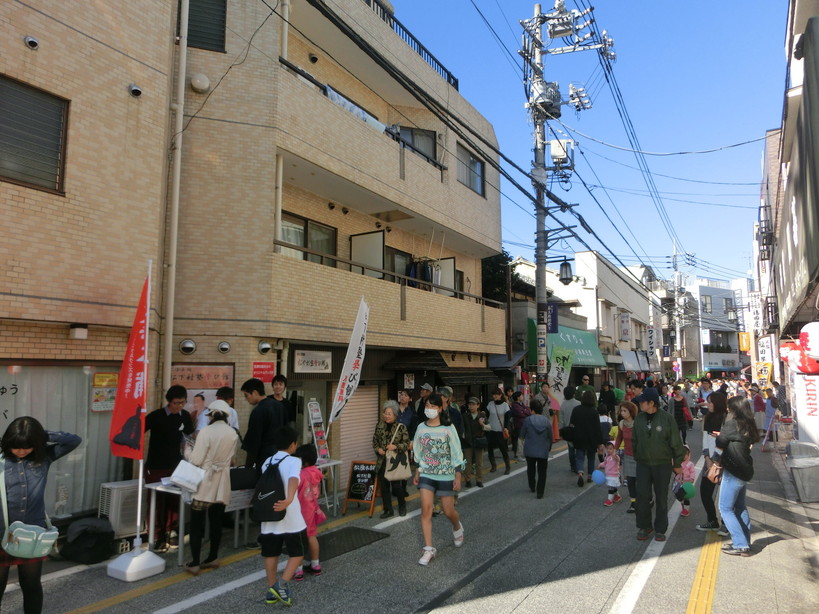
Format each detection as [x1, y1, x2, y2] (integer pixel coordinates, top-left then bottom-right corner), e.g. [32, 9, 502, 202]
[532, 4, 550, 382]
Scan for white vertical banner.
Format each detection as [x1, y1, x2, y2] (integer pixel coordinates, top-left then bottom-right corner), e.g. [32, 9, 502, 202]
[758, 335, 773, 363]
[329, 297, 369, 425]
[647, 324, 661, 353]
[791, 373, 819, 446]
[749, 291, 763, 334]
[619, 312, 631, 341]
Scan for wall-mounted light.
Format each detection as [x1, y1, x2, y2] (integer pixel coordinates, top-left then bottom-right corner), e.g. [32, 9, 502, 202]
[179, 339, 196, 355]
[217, 341, 231, 354]
[23, 35, 39, 50]
[342, 207, 349, 215]
[309, 53, 318, 64]
[375, 222, 383, 229]
[258, 341, 273, 355]
[328, 203, 335, 210]
[385, 226, 392, 233]
[189, 72, 211, 94]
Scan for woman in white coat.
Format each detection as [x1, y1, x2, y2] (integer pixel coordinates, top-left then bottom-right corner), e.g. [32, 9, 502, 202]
[184, 401, 240, 574]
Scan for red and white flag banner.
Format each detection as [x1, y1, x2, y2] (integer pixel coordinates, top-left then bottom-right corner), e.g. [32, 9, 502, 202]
[109, 277, 149, 459]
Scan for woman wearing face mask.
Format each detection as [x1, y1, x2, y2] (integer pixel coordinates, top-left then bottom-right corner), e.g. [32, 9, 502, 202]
[412, 393, 465, 566]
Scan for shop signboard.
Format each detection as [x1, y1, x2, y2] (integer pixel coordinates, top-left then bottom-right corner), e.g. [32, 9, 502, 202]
[790, 373, 819, 446]
[342, 460, 377, 517]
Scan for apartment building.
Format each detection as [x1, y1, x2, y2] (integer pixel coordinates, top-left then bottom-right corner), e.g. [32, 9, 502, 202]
[0, 0, 504, 513]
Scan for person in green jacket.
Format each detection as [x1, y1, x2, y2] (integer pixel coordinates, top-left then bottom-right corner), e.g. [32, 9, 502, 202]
[632, 387, 685, 542]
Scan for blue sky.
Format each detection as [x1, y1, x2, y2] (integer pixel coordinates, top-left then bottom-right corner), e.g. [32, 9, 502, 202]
[391, 0, 787, 283]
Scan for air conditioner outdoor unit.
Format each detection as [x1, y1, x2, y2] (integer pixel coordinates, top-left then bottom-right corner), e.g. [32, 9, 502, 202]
[99, 479, 145, 539]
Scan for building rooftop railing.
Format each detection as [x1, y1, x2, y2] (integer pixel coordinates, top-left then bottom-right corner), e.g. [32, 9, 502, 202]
[362, 0, 459, 90]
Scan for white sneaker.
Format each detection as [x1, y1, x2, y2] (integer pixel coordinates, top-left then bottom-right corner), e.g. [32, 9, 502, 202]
[418, 547, 437, 566]
[453, 523, 465, 547]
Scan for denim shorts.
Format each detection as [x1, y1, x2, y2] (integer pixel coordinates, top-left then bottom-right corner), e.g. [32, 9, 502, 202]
[418, 475, 456, 496]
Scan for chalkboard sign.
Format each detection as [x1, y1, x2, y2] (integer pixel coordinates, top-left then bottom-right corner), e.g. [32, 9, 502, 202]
[343, 460, 378, 517]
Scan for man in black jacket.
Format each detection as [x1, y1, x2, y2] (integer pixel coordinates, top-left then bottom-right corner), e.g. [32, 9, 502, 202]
[241, 378, 285, 469]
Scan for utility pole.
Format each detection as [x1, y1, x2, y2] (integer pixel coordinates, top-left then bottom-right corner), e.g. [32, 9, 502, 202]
[520, 1, 614, 381]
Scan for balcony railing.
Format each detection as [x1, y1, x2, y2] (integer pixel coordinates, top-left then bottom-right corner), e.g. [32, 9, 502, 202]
[273, 239, 504, 309]
[362, 0, 459, 90]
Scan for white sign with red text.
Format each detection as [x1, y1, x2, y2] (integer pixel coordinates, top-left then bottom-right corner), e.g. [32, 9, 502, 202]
[791, 373, 819, 446]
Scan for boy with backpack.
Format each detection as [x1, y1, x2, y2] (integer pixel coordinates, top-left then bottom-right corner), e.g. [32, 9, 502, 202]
[256, 426, 307, 606]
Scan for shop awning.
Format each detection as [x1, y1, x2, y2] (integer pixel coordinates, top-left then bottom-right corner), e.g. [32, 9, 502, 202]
[382, 351, 448, 371]
[488, 350, 527, 371]
[549, 326, 606, 367]
[702, 366, 741, 372]
[619, 350, 642, 371]
[440, 368, 502, 386]
[646, 352, 661, 371]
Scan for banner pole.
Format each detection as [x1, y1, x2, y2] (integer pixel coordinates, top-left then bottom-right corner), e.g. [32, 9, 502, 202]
[133, 260, 151, 548]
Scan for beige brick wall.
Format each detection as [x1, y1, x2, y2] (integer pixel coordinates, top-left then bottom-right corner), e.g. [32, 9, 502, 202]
[2, 0, 505, 395]
[0, 0, 173, 329]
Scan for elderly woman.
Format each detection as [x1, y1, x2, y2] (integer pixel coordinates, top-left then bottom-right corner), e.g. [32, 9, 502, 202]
[372, 400, 410, 518]
[184, 401, 240, 574]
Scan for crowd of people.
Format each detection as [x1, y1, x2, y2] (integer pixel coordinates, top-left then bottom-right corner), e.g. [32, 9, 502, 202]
[0, 370, 778, 611]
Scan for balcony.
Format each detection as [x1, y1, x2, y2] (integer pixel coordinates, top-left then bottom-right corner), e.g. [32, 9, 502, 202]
[764, 296, 779, 332]
[276, 61, 498, 257]
[268, 245, 505, 354]
[361, 0, 459, 89]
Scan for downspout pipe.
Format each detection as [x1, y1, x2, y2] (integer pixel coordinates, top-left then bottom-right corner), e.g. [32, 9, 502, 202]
[273, 1, 289, 254]
[162, 0, 189, 392]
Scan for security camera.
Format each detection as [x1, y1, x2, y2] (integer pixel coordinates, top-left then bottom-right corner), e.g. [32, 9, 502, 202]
[217, 341, 231, 354]
[258, 341, 273, 355]
[128, 84, 142, 98]
[179, 339, 196, 355]
[24, 36, 39, 50]
[309, 53, 318, 64]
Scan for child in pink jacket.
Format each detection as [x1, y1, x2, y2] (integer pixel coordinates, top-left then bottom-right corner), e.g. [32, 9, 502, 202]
[600, 441, 622, 506]
[673, 445, 696, 517]
[294, 444, 326, 580]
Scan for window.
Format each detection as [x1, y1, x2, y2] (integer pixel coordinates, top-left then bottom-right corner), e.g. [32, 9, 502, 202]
[385, 246, 411, 283]
[399, 127, 436, 161]
[456, 143, 484, 196]
[0, 76, 68, 193]
[281, 213, 336, 266]
[723, 296, 734, 314]
[702, 295, 712, 313]
[184, 0, 226, 52]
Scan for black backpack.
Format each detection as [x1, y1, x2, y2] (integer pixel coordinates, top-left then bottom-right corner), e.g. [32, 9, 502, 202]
[251, 455, 288, 522]
[60, 518, 114, 564]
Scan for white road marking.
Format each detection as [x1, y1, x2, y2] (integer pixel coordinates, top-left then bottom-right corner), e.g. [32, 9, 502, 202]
[607, 456, 705, 614]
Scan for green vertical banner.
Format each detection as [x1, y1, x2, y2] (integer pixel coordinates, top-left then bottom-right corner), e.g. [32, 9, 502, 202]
[549, 346, 575, 395]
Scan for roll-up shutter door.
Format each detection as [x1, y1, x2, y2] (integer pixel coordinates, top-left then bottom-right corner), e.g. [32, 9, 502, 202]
[337, 385, 380, 491]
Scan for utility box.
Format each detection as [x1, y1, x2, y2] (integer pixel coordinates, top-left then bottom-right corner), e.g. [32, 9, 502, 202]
[786, 441, 819, 503]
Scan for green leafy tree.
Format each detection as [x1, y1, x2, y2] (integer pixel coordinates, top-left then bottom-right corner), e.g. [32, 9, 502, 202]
[481, 250, 523, 302]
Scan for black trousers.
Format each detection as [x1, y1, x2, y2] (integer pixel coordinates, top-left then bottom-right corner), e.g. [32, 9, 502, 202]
[487, 431, 510, 469]
[377, 464, 405, 512]
[526, 457, 548, 497]
[189, 502, 225, 565]
[636, 462, 672, 534]
[700, 470, 718, 523]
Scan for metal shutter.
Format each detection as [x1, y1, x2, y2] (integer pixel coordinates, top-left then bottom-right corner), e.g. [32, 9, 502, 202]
[337, 385, 379, 491]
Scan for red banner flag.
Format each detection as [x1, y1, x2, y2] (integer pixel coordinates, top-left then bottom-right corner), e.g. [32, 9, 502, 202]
[109, 277, 149, 459]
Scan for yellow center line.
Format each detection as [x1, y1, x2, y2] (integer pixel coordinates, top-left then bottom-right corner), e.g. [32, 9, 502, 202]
[685, 530, 722, 614]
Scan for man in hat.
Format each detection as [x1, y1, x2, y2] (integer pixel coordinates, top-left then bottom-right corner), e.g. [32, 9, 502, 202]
[413, 383, 434, 430]
[632, 387, 685, 542]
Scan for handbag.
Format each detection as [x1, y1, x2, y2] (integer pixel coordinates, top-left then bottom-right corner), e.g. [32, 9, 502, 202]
[383, 424, 411, 482]
[473, 436, 488, 449]
[559, 425, 575, 442]
[0, 459, 59, 558]
[230, 466, 258, 490]
[170, 459, 206, 492]
[706, 462, 723, 484]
